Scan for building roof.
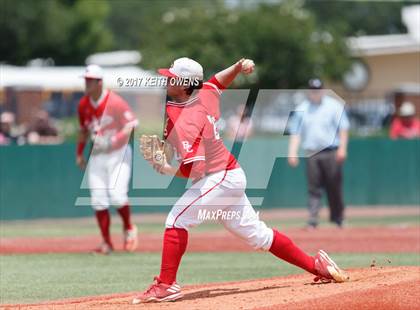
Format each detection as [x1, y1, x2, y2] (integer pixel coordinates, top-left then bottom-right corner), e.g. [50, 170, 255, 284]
[393, 83, 420, 95]
[86, 51, 142, 66]
[348, 5, 420, 57]
[348, 34, 420, 56]
[0, 65, 158, 92]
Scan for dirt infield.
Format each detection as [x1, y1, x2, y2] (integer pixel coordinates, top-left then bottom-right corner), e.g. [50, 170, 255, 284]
[2, 207, 419, 254]
[1, 226, 419, 254]
[2, 267, 419, 310]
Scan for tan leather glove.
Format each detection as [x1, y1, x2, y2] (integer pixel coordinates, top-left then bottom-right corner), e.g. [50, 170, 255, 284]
[139, 135, 174, 168]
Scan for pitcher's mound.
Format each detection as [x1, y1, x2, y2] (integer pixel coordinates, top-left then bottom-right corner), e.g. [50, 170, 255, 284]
[6, 266, 420, 310]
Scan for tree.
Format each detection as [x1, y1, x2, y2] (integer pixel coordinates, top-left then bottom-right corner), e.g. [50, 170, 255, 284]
[136, 1, 350, 88]
[0, 0, 113, 65]
[303, 0, 412, 36]
[0, 0, 351, 88]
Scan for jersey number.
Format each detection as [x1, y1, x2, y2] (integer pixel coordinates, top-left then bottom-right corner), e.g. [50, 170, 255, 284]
[207, 115, 221, 140]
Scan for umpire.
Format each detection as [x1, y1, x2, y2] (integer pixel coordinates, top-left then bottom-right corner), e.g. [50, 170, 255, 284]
[287, 78, 349, 229]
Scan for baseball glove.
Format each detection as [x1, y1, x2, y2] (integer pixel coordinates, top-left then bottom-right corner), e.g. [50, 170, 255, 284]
[139, 135, 174, 168]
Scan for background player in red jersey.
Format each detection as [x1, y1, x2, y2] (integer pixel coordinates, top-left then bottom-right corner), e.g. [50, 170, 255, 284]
[133, 58, 348, 303]
[77, 64, 139, 254]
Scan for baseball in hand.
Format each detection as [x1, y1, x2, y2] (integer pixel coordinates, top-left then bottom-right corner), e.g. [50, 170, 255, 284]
[241, 59, 255, 74]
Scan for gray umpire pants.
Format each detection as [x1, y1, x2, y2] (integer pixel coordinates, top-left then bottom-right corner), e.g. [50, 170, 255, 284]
[305, 149, 345, 227]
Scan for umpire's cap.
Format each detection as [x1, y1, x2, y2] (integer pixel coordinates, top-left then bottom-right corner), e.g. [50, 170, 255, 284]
[308, 78, 323, 89]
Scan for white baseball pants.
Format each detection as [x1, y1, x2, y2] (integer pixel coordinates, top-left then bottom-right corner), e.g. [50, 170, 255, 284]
[165, 168, 274, 251]
[87, 146, 132, 210]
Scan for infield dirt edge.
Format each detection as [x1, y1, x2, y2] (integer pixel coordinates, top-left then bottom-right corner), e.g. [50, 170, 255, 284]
[3, 266, 419, 310]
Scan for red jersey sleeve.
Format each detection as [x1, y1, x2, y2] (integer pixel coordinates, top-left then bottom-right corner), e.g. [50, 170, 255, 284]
[77, 98, 88, 131]
[389, 118, 401, 139]
[77, 98, 88, 156]
[113, 95, 138, 127]
[202, 76, 225, 95]
[110, 96, 138, 150]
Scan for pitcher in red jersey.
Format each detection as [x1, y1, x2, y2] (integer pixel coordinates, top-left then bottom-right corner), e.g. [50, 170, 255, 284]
[133, 58, 348, 303]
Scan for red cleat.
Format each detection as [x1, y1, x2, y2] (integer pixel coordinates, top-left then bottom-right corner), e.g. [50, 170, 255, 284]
[314, 250, 349, 283]
[132, 277, 183, 304]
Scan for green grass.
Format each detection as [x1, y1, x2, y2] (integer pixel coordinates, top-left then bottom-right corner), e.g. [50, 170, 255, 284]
[1, 214, 418, 237]
[0, 252, 418, 304]
[1, 211, 418, 304]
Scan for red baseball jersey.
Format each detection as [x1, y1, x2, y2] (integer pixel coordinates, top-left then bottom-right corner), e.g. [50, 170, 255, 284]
[389, 117, 420, 139]
[77, 90, 138, 153]
[164, 76, 239, 180]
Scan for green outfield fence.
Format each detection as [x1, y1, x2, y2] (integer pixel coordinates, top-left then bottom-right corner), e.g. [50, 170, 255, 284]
[0, 138, 419, 220]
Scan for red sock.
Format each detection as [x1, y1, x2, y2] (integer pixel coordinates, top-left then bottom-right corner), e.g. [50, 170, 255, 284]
[159, 228, 188, 284]
[269, 229, 316, 275]
[95, 210, 112, 246]
[117, 204, 132, 230]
